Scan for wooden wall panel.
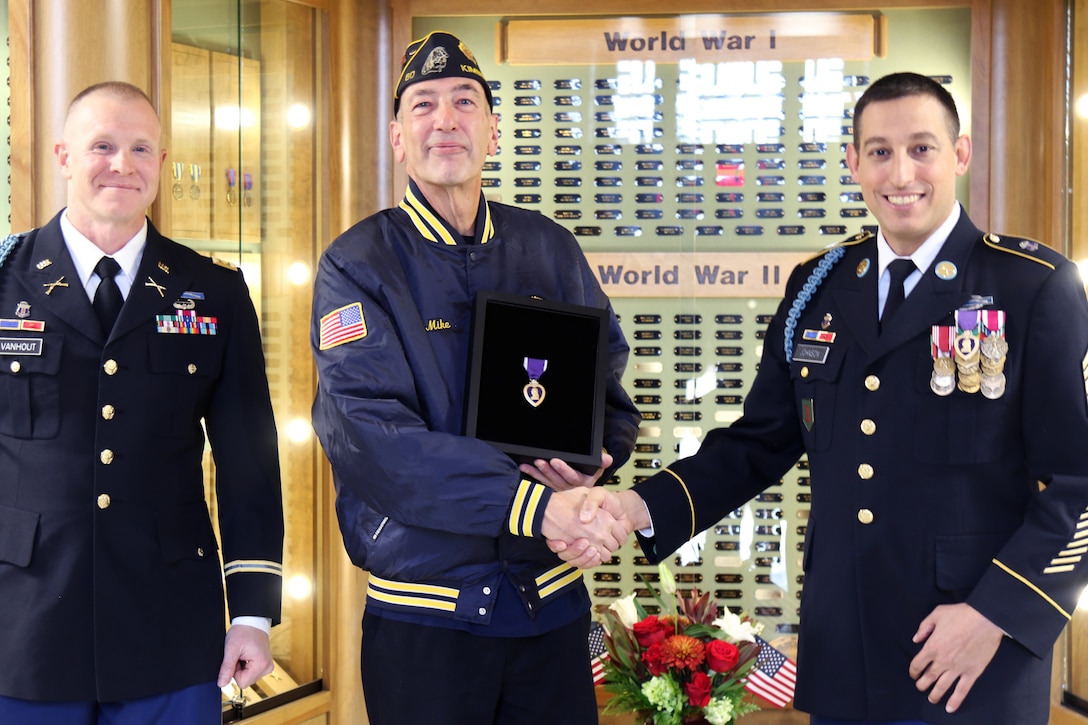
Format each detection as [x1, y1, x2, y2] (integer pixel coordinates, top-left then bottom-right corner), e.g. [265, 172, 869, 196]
[9, 0, 161, 231]
[986, 0, 1069, 248]
[1073, 0, 1088, 266]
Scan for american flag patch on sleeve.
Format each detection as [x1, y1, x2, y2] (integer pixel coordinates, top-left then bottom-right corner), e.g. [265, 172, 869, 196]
[319, 302, 368, 350]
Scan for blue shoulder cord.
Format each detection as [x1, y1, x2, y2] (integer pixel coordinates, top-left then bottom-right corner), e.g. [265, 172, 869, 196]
[0, 233, 20, 269]
[783, 245, 846, 363]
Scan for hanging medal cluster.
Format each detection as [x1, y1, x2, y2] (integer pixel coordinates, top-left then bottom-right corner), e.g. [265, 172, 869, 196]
[930, 309, 1007, 398]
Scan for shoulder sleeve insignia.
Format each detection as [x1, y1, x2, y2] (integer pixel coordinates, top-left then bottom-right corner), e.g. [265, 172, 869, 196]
[983, 232, 1059, 270]
[319, 302, 368, 350]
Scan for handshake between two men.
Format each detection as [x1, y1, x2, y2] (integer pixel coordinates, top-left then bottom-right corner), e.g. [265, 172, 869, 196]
[521, 454, 652, 569]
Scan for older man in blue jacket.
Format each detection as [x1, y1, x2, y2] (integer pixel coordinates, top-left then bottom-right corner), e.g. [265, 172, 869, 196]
[311, 31, 640, 725]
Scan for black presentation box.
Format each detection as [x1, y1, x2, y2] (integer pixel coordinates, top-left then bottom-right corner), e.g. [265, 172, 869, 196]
[464, 290, 609, 474]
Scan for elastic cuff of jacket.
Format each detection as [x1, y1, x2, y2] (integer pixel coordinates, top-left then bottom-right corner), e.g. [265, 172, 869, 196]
[508, 479, 550, 537]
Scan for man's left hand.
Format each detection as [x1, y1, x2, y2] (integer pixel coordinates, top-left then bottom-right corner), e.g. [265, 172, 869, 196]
[520, 452, 613, 491]
[909, 602, 1003, 713]
[218, 624, 275, 690]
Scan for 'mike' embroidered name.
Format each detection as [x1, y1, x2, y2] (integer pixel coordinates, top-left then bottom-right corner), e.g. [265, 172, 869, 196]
[426, 319, 452, 331]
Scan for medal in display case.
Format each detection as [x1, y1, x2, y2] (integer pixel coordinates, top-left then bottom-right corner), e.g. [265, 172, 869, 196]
[465, 291, 610, 474]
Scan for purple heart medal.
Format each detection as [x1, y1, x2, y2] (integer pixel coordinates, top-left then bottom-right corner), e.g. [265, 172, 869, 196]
[523, 357, 548, 407]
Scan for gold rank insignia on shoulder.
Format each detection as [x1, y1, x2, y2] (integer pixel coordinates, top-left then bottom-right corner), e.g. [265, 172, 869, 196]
[212, 257, 239, 271]
[983, 232, 1057, 270]
[800, 233, 868, 268]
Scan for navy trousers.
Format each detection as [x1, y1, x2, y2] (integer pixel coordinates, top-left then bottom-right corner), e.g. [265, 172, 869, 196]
[360, 610, 598, 725]
[0, 681, 221, 724]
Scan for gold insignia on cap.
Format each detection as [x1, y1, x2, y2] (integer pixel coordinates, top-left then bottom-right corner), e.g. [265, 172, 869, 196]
[421, 47, 449, 76]
[935, 261, 957, 280]
[459, 41, 478, 65]
[856, 258, 870, 277]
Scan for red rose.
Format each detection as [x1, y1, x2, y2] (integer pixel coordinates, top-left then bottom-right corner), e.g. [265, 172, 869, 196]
[706, 639, 740, 672]
[685, 671, 713, 708]
[633, 615, 671, 648]
[642, 642, 669, 676]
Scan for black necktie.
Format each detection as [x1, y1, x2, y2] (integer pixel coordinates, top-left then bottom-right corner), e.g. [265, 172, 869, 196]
[880, 258, 917, 331]
[92, 256, 123, 334]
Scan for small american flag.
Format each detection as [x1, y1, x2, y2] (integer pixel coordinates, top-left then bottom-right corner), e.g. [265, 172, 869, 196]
[319, 302, 368, 350]
[588, 621, 609, 685]
[744, 636, 796, 708]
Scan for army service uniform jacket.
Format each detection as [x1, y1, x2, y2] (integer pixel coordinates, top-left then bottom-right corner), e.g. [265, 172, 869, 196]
[312, 182, 640, 634]
[633, 209, 1088, 724]
[0, 212, 283, 703]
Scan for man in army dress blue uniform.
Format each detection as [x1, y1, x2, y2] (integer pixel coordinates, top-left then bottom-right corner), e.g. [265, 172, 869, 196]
[0, 82, 283, 723]
[561, 72, 1088, 725]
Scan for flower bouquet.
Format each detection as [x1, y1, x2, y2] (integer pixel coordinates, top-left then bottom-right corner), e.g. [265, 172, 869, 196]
[598, 563, 766, 725]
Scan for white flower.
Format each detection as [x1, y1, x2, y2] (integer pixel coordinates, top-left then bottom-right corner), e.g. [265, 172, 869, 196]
[658, 562, 677, 596]
[703, 696, 735, 725]
[609, 593, 640, 629]
[711, 609, 764, 643]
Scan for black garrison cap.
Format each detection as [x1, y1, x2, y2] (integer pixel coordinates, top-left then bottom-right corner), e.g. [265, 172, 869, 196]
[393, 31, 494, 116]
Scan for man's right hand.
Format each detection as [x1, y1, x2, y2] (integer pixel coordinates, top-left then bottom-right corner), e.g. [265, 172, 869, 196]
[543, 489, 649, 568]
[541, 487, 633, 567]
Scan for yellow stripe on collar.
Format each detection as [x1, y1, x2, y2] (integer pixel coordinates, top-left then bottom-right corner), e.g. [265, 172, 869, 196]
[401, 186, 457, 245]
[400, 185, 495, 245]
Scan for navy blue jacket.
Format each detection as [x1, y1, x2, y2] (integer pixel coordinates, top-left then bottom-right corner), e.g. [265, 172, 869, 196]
[312, 183, 639, 632]
[0, 212, 283, 702]
[635, 210, 1088, 724]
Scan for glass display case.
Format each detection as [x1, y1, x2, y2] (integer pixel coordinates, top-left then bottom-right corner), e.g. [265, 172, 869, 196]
[169, 1, 329, 719]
